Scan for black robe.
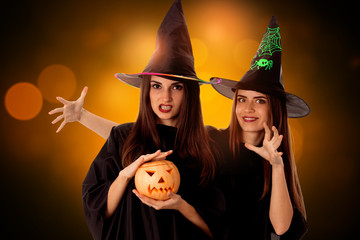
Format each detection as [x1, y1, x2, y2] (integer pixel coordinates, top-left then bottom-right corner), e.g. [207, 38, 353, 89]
[82, 123, 224, 240]
[208, 127, 307, 240]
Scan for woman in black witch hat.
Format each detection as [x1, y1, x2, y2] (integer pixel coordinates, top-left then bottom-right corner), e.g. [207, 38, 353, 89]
[49, 1, 224, 239]
[209, 16, 309, 239]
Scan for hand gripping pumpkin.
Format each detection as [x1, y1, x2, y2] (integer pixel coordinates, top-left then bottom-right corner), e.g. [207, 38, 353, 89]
[135, 160, 180, 200]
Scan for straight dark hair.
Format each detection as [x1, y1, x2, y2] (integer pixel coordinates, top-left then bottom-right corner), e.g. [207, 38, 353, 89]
[228, 89, 306, 219]
[121, 75, 216, 186]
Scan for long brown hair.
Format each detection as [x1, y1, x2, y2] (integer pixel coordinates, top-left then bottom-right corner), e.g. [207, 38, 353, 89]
[228, 89, 306, 219]
[122, 75, 216, 185]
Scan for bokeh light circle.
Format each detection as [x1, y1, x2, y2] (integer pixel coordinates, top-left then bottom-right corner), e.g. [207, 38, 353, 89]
[38, 64, 77, 103]
[5, 82, 43, 120]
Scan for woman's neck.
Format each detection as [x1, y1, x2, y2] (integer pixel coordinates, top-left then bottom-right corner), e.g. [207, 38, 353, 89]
[241, 131, 264, 146]
[155, 118, 177, 127]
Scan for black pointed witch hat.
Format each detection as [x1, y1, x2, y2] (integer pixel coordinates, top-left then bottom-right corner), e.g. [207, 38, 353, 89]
[211, 16, 310, 118]
[115, 0, 207, 87]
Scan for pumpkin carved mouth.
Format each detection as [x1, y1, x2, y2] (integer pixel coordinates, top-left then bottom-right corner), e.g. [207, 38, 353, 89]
[147, 185, 175, 194]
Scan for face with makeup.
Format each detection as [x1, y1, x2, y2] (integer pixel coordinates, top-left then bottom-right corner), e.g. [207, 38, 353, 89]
[149, 75, 184, 127]
[235, 89, 271, 140]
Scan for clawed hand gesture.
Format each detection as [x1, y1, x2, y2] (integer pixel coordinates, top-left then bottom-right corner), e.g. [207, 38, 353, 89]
[245, 122, 284, 166]
[48, 86, 88, 133]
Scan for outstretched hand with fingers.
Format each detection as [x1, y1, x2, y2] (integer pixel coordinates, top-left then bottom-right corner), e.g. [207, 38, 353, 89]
[245, 122, 284, 166]
[48, 86, 88, 133]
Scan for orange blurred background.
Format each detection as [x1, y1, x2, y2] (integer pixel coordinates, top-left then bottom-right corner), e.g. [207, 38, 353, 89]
[1, 0, 359, 239]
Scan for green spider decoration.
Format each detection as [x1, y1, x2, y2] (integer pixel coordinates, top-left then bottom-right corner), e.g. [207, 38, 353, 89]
[250, 59, 273, 70]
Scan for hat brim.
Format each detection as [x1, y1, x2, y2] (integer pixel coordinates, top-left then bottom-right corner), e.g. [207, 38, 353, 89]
[210, 77, 311, 118]
[210, 77, 237, 99]
[115, 72, 209, 88]
[285, 93, 311, 118]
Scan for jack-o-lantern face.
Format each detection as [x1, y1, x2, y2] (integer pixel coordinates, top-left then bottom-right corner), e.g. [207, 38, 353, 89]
[135, 160, 180, 200]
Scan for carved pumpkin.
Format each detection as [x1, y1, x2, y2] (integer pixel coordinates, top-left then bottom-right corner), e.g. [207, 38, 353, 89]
[135, 160, 180, 200]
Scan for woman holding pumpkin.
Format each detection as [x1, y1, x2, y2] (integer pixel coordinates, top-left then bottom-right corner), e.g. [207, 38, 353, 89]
[58, 1, 222, 239]
[83, 75, 219, 239]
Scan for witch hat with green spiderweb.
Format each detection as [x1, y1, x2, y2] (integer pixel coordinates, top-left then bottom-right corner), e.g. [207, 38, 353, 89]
[211, 16, 310, 118]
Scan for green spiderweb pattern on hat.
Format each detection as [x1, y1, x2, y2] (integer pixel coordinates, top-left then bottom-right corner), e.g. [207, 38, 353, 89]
[250, 27, 282, 71]
[256, 27, 282, 57]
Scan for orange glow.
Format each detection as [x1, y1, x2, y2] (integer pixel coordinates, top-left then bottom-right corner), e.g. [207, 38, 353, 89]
[201, 83, 233, 128]
[191, 38, 209, 68]
[190, 1, 249, 44]
[91, 73, 139, 124]
[5, 82, 43, 121]
[233, 39, 260, 70]
[115, 26, 156, 73]
[38, 64, 77, 103]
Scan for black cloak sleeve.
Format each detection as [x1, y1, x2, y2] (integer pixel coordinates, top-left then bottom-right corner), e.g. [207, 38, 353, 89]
[82, 123, 132, 240]
[274, 208, 308, 240]
[261, 200, 307, 240]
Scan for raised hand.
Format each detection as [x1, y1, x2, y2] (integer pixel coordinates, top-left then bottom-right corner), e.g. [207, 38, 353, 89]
[245, 122, 284, 166]
[48, 86, 88, 133]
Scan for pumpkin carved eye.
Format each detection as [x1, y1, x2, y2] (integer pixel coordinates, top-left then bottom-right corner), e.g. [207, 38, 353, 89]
[158, 177, 165, 183]
[146, 171, 155, 176]
[166, 169, 173, 174]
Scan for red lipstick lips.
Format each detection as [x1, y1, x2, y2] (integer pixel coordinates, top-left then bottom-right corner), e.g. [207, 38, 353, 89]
[242, 116, 258, 123]
[159, 104, 172, 113]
